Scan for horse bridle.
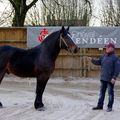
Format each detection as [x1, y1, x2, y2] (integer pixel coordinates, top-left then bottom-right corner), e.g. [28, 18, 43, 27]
[59, 34, 69, 50]
[59, 34, 74, 78]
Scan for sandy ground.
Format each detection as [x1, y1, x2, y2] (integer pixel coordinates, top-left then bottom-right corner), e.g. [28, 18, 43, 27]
[0, 76, 120, 120]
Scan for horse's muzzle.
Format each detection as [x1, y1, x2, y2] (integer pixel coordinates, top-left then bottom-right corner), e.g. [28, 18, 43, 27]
[71, 46, 79, 53]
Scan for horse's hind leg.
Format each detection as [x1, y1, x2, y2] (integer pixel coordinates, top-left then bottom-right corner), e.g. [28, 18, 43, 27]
[0, 70, 6, 84]
[0, 102, 2, 108]
[0, 70, 6, 108]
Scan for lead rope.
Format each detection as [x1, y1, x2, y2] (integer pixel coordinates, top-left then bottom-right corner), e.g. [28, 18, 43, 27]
[59, 34, 74, 79]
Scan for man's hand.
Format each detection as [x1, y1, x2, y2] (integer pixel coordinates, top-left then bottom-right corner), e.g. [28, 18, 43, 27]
[86, 57, 92, 61]
[111, 78, 116, 84]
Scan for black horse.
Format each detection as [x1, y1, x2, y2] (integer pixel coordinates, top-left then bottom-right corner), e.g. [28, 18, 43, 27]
[0, 26, 79, 110]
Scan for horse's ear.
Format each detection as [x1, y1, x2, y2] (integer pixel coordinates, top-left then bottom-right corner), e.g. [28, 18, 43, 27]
[66, 26, 70, 31]
[61, 26, 65, 32]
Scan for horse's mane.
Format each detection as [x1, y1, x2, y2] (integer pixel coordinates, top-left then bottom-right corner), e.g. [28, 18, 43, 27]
[41, 30, 60, 45]
[32, 30, 61, 51]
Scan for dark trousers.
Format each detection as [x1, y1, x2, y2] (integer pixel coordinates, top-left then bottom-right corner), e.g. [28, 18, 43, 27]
[97, 80, 114, 108]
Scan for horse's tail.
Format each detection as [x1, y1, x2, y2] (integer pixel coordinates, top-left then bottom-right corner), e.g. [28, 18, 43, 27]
[0, 46, 13, 83]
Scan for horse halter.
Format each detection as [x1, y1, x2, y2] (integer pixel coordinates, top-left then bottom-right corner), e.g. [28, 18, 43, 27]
[59, 34, 69, 49]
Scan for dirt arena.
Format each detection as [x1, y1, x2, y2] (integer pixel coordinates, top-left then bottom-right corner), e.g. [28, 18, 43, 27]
[0, 76, 120, 120]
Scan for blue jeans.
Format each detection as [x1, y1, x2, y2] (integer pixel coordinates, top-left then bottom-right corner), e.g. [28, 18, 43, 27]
[97, 80, 114, 108]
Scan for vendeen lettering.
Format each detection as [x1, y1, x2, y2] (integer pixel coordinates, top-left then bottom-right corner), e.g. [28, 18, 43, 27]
[71, 31, 117, 46]
[74, 37, 117, 45]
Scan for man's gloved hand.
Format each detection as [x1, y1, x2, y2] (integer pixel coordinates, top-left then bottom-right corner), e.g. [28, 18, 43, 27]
[111, 78, 116, 84]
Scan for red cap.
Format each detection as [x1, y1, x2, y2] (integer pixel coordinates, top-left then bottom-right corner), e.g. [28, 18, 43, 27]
[105, 42, 115, 48]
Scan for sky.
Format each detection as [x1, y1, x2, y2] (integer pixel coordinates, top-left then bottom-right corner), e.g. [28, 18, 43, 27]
[0, 0, 102, 26]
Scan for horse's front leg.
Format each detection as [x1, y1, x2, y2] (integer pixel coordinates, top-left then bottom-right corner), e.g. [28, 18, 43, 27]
[34, 75, 49, 111]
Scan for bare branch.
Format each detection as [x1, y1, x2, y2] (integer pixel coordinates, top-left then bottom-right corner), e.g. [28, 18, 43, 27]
[27, 0, 38, 10]
[8, 0, 17, 10]
[53, 0, 64, 7]
[0, 4, 13, 26]
[85, 0, 92, 14]
[41, 0, 54, 15]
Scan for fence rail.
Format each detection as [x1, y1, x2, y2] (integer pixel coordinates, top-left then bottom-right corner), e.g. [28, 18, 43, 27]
[0, 28, 120, 78]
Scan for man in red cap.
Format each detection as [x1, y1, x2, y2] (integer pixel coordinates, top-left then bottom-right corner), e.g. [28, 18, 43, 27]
[105, 42, 115, 49]
[88, 42, 120, 112]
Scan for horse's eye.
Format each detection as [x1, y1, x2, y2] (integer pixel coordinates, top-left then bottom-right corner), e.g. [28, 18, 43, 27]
[62, 33, 67, 37]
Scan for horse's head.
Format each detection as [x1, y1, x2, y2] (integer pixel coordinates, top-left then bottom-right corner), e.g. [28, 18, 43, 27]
[59, 26, 79, 53]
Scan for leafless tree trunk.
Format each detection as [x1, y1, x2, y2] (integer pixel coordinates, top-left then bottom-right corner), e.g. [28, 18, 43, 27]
[8, 0, 38, 26]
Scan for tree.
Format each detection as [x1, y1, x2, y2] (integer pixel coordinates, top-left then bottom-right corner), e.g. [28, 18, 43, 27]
[41, 0, 92, 26]
[101, 0, 120, 26]
[1, 0, 92, 26]
[8, 0, 38, 26]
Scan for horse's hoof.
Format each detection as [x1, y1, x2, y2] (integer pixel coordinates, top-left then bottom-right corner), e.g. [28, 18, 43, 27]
[0, 102, 3, 108]
[36, 106, 46, 111]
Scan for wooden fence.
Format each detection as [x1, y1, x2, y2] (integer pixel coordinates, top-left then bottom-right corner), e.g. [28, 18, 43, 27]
[0, 28, 120, 78]
[0, 27, 27, 48]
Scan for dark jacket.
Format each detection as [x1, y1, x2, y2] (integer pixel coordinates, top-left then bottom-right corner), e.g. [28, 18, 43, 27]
[91, 52, 120, 82]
